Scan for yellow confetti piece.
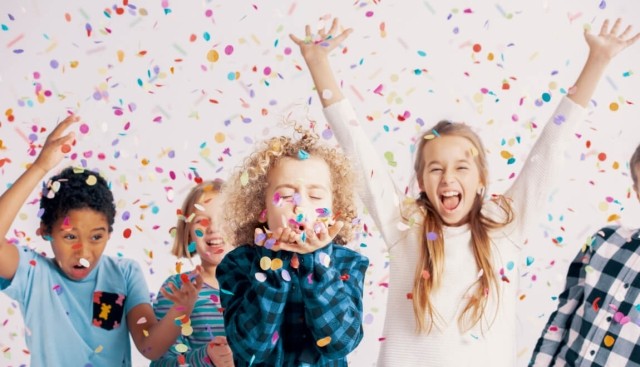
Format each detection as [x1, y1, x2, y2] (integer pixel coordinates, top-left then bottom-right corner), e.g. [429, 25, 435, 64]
[175, 343, 189, 353]
[182, 325, 193, 336]
[214, 132, 225, 143]
[70, 60, 79, 68]
[500, 150, 513, 159]
[259, 256, 272, 271]
[607, 214, 621, 222]
[316, 336, 332, 347]
[117, 50, 125, 62]
[423, 134, 436, 140]
[609, 102, 619, 111]
[240, 171, 249, 186]
[95, 345, 103, 353]
[143, 329, 149, 337]
[73, 167, 85, 174]
[270, 258, 283, 271]
[603, 335, 615, 347]
[86, 175, 97, 186]
[207, 49, 219, 62]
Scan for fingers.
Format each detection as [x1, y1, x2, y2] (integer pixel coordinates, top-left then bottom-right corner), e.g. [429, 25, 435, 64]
[326, 220, 345, 240]
[327, 17, 340, 36]
[289, 33, 303, 45]
[254, 227, 267, 246]
[628, 32, 640, 46]
[48, 114, 80, 142]
[332, 28, 353, 45]
[609, 18, 622, 35]
[599, 19, 610, 36]
[619, 24, 632, 39]
[305, 24, 312, 37]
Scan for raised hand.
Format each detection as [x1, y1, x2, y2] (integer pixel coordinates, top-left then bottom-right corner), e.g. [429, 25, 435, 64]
[584, 18, 640, 61]
[32, 114, 79, 173]
[160, 266, 203, 313]
[289, 17, 352, 64]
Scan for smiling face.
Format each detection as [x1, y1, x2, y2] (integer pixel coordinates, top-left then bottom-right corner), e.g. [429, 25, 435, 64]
[265, 156, 334, 233]
[44, 208, 110, 281]
[189, 192, 232, 267]
[418, 135, 484, 226]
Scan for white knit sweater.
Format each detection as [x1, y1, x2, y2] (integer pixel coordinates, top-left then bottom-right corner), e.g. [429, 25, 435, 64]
[323, 97, 585, 367]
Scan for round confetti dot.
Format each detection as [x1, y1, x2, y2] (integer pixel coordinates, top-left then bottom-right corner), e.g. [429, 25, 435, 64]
[255, 272, 267, 282]
[79, 258, 90, 267]
[207, 49, 219, 62]
[86, 175, 97, 186]
[271, 258, 283, 271]
[123, 228, 132, 239]
[365, 11, 374, 17]
[259, 256, 272, 271]
[50, 59, 59, 69]
[472, 43, 482, 52]
[79, 123, 90, 134]
[175, 343, 189, 353]
[609, 102, 619, 111]
[205, 9, 213, 17]
[541, 93, 551, 102]
[181, 325, 193, 336]
[284, 47, 292, 55]
[214, 132, 225, 143]
[61, 144, 71, 153]
[597, 152, 606, 161]
[263, 66, 272, 76]
[224, 45, 234, 55]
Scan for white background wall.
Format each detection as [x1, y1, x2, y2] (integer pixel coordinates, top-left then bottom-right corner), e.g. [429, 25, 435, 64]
[1, 1, 639, 366]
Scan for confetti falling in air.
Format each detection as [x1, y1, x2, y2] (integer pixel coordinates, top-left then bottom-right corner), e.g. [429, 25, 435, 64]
[1, 2, 639, 366]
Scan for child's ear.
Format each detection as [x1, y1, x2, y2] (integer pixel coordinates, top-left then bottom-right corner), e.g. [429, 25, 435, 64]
[37, 223, 50, 240]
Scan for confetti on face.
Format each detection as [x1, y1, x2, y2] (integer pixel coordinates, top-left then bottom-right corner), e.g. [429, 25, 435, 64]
[137, 317, 147, 324]
[79, 258, 90, 268]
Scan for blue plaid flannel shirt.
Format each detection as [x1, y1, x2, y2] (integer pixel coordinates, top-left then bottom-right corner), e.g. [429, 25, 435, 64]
[217, 242, 369, 367]
[530, 225, 640, 366]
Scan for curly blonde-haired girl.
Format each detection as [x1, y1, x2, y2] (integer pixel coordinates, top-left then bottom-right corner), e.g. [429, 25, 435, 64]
[217, 127, 369, 366]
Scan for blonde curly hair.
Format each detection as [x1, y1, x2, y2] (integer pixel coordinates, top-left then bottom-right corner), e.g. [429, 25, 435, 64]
[223, 128, 358, 247]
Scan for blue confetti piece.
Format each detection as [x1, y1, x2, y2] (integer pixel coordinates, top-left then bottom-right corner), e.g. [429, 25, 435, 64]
[188, 241, 197, 253]
[298, 149, 310, 160]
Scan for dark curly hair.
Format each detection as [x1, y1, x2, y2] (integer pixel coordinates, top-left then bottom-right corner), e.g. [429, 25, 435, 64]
[39, 166, 116, 234]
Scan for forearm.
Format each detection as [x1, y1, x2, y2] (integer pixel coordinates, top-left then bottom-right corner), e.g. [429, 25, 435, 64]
[0, 163, 47, 239]
[140, 306, 193, 360]
[303, 55, 344, 108]
[568, 52, 611, 108]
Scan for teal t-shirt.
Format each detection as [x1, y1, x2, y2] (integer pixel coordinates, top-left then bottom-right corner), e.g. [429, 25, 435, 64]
[0, 246, 150, 366]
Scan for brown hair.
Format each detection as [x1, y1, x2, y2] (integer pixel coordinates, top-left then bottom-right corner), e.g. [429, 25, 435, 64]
[223, 128, 358, 247]
[412, 121, 514, 333]
[171, 179, 224, 258]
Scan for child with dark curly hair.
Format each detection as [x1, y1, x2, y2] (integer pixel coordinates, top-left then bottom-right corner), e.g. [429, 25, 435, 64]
[217, 127, 369, 366]
[0, 115, 203, 366]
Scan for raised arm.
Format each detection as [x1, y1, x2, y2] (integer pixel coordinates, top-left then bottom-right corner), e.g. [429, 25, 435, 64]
[291, 18, 408, 249]
[569, 19, 640, 107]
[0, 114, 78, 280]
[503, 19, 639, 237]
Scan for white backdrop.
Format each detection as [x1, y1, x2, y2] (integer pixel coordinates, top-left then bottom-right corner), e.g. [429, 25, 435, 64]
[1, 1, 639, 366]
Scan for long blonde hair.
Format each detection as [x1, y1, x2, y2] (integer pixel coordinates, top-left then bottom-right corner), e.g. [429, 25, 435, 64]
[412, 121, 514, 333]
[171, 179, 224, 259]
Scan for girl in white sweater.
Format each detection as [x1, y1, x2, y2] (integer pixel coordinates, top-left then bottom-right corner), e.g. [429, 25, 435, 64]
[290, 17, 638, 367]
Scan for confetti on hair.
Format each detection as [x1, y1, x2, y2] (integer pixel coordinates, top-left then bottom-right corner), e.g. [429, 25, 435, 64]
[298, 149, 310, 160]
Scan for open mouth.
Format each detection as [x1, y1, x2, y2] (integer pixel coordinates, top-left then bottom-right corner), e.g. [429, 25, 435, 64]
[440, 191, 462, 211]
